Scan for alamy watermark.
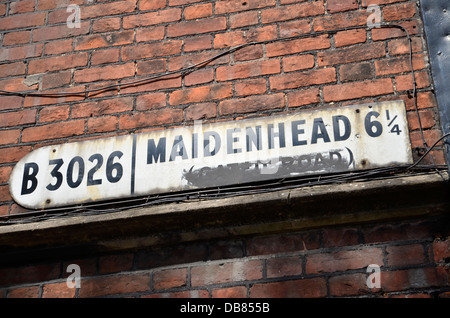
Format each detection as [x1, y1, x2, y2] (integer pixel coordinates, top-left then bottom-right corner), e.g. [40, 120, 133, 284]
[366, 264, 381, 289]
[66, 264, 81, 289]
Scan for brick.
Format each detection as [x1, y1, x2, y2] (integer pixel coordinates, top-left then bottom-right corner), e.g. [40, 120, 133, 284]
[9, 0, 35, 14]
[382, 2, 417, 21]
[305, 248, 384, 274]
[0, 44, 43, 62]
[136, 59, 166, 76]
[22, 120, 85, 142]
[42, 282, 76, 298]
[386, 244, 426, 267]
[247, 232, 320, 256]
[0, 109, 36, 127]
[329, 273, 368, 296]
[6, 286, 40, 298]
[250, 278, 327, 298]
[167, 17, 227, 38]
[216, 59, 280, 82]
[74, 31, 134, 51]
[0, 146, 32, 164]
[313, 10, 368, 31]
[136, 92, 167, 111]
[372, 20, 421, 41]
[122, 40, 182, 61]
[123, 8, 181, 29]
[153, 268, 187, 290]
[209, 240, 245, 260]
[191, 260, 263, 287]
[24, 87, 85, 107]
[0, 12, 46, 31]
[363, 222, 430, 244]
[235, 78, 267, 97]
[184, 3, 212, 20]
[433, 238, 450, 263]
[323, 228, 359, 247]
[279, 19, 311, 38]
[39, 105, 70, 123]
[183, 35, 212, 52]
[261, 2, 324, 24]
[334, 29, 366, 47]
[99, 253, 134, 274]
[0, 62, 26, 78]
[266, 255, 303, 278]
[169, 83, 233, 106]
[0, 96, 23, 111]
[407, 109, 436, 131]
[340, 62, 373, 82]
[214, 25, 278, 49]
[287, 87, 320, 108]
[169, 0, 205, 7]
[0, 263, 60, 287]
[28, 53, 88, 74]
[211, 286, 247, 298]
[170, 51, 230, 71]
[72, 97, 134, 118]
[73, 63, 135, 83]
[82, 0, 138, 20]
[44, 39, 74, 56]
[388, 37, 423, 56]
[234, 45, 264, 62]
[375, 54, 426, 76]
[87, 116, 118, 134]
[79, 273, 150, 298]
[3, 30, 31, 45]
[41, 71, 72, 90]
[0, 77, 36, 92]
[0, 130, 20, 146]
[229, 11, 259, 29]
[215, 0, 276, 14]
[32, 22, 90, 42]
[395, 71, 430, 91]
[140, 0, 166, 10]
[381, 268, 448, 292]
[270, 67, 336, 91]
[136, 26, 165, 43]
[119, 108, 183, 130]
[184, 68, 214, 87]
[323, 78, 394, 102]
[93, 17, 121, 33]
[266, 34, 330, 57]
[219, 93, 285, 115]
[318, 42, 385, 67]
[283, 54, 315, 72]
[120, 76, 181, 95]
[0, 185, 12, 202]
[327, 0, 359, 13]
[185, 102, 216, 121]
[91, 48, 120, 66]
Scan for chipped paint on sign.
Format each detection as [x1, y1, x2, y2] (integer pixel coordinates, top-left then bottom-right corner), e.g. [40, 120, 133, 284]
[9, 101, 413, 209]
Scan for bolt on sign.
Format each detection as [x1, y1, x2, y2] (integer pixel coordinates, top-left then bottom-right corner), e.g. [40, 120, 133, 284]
[9, 101, 413, 209]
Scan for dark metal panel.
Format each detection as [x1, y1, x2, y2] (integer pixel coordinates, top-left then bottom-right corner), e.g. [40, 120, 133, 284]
[420, 0, 450, 168]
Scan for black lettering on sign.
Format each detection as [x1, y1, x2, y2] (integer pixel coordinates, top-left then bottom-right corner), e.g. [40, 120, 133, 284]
[365, 111, 383, 137]
[291, 120, 307, 146]
[87, 154, 103, 186]
[21, 162, 39, 195]
[227, 128, 242, 154]
[332, 115, 351, 141]
[46, 159, 64, 191]
[67, 156, 84, 188]
[204, 131, 221, 157]
[106, 151, 123, 183]
[268, 123, 286, 149]
[311, 118, 330, 144]
[246, 126, 262, 152]
[147, 137, 166, 164]
[170, 135, 188, 161]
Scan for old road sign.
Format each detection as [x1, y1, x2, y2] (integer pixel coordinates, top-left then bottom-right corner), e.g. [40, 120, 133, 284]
[10, 101, 413, 209]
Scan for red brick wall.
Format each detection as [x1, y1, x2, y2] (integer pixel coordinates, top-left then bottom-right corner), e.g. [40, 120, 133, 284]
[0, 216, 449, 298]
[0, 0, 448, 298]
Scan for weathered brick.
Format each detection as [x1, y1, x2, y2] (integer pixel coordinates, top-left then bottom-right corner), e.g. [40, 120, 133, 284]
[184, 3, 212, 20]
[215, 0, 276, 14]
[39, 105, 70, 123]
[250, 278, 327, 298]
[340, 62, 373, 82]
[0, 109, 36, 127]
[119, 108, 183, 130]
[0, 77, 37, 93]
[282, 54, 315, 72]
[74, 31, 134, 51]
[247, 232, 320, 256]
[169, 52, 229, 71]
[72, 97, 134, 118]
[185, 102, 217, 121]
[0, 130, 20, 146]
[305, 247, 384, 274]
[44, 39, 74, 56]
[381, 268, 448, 292]
[123, 8, 181, 29]
[279, 19, 312, 38]
[79, 273, 150, 298]
[99, 253, 134, 274]
[22, 120, 86, 142]
[329, 273, 368, 296]
[266, 255, 303, 278]
[91, 48, 120, 66]
[33, 22, 90, 42]
[0, 146, 32, 164]
[167, 17, 227, 38]
[362, 222, 430, 244]
[211, 286, 247, 298]
[184, 68, 214, 86]
[42, 282, 76, 298]
[375, 54, 426, 76]
[8, 0, 35, 14]
[323, 78, 394, 102]
[216, 59, 280, 82]
[313, 10, 368, 31]
[6, 286, 40, 298]
[73, 63, 135, 83]
[382, 2, 417, 21]
[153, 268, 187, 290]
[92, 17, 121, 33]
[0, 12, 46, 31]
[407, 109, 436, 131]
[287, 87, 320, 108]
[433, 238, 450, 263]
[229, 11, 259, 29]
[0, 263, 60, 287]
[169, 83, 233, 106]
[235, 78, 267, 97]
[395, 70, 430, 91]
[28, 53, 88, 74]
[270, 67, 336, 91]
[388, 37, 423, 56]
[322, 228, 360, 248]
[266, 34, 330, 57]
[318, 42, 385, 66]
[0, 96, 23, 111]
[0, 62, 26, 78]
[122, 40, 182, 61]
[327, 0, 359, 13]
[334, 29, 366, 47]
[214, 25, 278, 49]
[87, 116, 118, 134]
[136, 26, 165, 42]
[140, 0, 166, 10]
[183, 35, 212, 52]
[120, 76, 181, 95]
[3, 30, 31, 46]
[24, 87, 85, 107]
[191, 260, 263, 287]
[41, 71, 72, 90]
[219, 93, 285, 115]
[0, 44, 43, 62]
[372, 20, 421, 41]
[136, 92, 167, 111]
[260, 1, 324, 24]
[234, 45, 264, 62]
[386, 244, 426, 267]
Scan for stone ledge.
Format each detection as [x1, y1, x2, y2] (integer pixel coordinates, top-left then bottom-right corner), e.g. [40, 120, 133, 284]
[0, 171, 449, 264]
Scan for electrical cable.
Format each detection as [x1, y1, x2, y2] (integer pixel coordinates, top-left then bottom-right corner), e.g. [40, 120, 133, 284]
[1, 22, 448, 224]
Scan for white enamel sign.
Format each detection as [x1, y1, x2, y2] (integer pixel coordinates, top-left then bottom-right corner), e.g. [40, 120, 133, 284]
[9, 101, 413, 209]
